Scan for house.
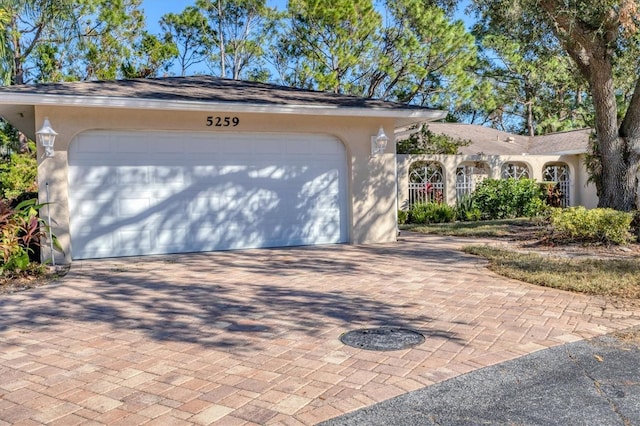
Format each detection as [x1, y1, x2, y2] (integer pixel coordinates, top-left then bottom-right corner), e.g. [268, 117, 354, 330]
[396, 123, 597, 210]
[0, 76, 446, 263]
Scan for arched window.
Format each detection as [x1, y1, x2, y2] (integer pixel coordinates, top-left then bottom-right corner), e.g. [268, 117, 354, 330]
[456, 162, 489, 201]
[408, 161, 444, 206]
[501, 162, 530, 179]
[543, 163, 571, 207]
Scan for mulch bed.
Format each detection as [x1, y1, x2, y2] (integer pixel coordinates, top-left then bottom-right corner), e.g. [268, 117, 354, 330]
[0, 266, 69, 296]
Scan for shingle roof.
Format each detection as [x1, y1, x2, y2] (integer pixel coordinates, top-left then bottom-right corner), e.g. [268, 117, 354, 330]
[425, 123, 530, 155]
[401, 123, 591, 155]
[0, 75, 434, 111]
[527, 129, 592, 154]
[0, 76, 448, 140]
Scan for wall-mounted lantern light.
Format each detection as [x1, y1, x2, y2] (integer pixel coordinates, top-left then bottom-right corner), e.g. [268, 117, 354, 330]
[371, 126, 389, 157]
[36, 117, 57, 158]
[36, 117, 58, 266]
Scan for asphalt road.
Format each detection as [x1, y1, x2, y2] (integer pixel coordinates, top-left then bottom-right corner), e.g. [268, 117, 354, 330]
[321, 328, 640, 426]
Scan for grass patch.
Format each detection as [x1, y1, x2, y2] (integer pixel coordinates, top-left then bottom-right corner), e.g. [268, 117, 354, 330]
[401, 218, 534, 238]
[464, 245, 640, 299]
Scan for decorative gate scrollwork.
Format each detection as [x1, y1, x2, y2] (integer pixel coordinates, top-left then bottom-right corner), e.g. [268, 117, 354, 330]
[501, 162, 530, 179]
[408, 162, 444, 206]
[543, 164, 570, 207]
[456, 163, 488, 201]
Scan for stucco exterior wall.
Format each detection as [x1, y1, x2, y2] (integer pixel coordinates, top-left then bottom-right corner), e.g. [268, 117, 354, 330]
[35, 106, 398, 263]
[575, 155, 599, 208]
[397, 153, 599, 209]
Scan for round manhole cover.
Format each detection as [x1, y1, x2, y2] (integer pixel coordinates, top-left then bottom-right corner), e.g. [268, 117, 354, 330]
[340, 327, 425, 351]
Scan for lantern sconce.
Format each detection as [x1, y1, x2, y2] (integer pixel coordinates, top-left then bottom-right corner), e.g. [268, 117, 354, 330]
[36, 118, 58, 266]
[371, 126, 389, 157]
[36, 117, 58, 158]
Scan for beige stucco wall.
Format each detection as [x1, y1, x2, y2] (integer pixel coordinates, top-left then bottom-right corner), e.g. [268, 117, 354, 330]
[574, 155, 599, 208]
[35, 106, 398, 263]
[397, 153, 599, 209]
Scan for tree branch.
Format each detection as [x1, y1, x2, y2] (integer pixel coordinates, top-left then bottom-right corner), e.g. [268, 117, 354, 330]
[621, 77, 640, 139]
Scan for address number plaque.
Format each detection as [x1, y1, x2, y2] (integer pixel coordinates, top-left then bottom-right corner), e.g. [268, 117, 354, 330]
[206, 116, 240, 127]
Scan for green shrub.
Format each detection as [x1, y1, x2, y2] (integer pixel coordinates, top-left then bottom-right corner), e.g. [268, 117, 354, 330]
[540, 182, 563, 207]
[548, 207, 633, 245]
[472, 178, 546, 219]
[0, 152, 37, 201]
[632, 211, 640, 240]
[397, 209, 408, 225]
[409, 202, 456, 224]
[0, 198, 59, 273]
[456, 194, 482, 222]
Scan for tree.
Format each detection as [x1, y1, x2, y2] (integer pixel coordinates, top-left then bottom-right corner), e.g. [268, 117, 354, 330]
[0, 0, 156, 84]
[369, 0, 477, 108]
[0, 119, 19, 156]
[160, 6, 214, 76]
[397, 124, 471, 154]
[71, 0, 148, 80]
[196, 0, 275, 80]
[466, 0, 594, 135]
[0, 0, 83, 84]
[471, 0, 640, 211]
[366, 0, 477, 106]
[276, 0, 382, 93]
[468, 32, 592, 135]
[120, 32, 178, 79]
[272, 0, 477, 109]
[0, 7, 10, 85]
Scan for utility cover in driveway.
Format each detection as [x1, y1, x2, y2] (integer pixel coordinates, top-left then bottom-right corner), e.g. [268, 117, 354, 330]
[68, 130, 348, 259]
[340, 327, 425, 351]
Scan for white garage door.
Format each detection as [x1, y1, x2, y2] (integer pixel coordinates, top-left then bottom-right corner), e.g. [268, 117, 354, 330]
[68, 130, 348, 259]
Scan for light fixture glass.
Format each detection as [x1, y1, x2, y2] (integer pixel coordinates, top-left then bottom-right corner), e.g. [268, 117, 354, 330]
[371, 126, 389, 157]
[36, 117, 58, 158]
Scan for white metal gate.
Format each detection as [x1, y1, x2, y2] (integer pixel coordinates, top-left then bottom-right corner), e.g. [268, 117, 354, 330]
[456, 164, 488, 201]
[408, 162, 444, 206]
[543, 164, 571, 207]
[501, 162, 530, 179]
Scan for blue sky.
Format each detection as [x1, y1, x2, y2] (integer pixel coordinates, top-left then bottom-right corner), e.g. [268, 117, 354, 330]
[141, 0, 287, 33]
[141, 1, 473, 34]
[139, 0, 473, 76]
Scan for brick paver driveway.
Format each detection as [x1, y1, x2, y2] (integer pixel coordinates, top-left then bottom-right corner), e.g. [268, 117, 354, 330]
[2, 233, 639, 425]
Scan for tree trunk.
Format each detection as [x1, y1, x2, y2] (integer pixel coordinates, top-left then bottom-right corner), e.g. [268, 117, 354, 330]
[217, 0, 225, 78]
[538, 0, 638, 210]
[589, 59, 638, 210]
[526, 101, 534, 137]
[10, 15, 24, 85]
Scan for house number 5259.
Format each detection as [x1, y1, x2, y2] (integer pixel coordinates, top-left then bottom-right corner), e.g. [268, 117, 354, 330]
[206, 116, 239, 127]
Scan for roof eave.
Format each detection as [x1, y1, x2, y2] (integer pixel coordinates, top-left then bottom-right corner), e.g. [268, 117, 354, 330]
[0, 92, 446, 123]
[528, 149, 586, 156]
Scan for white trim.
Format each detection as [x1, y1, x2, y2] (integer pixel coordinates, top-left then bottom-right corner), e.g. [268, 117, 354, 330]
[0, 92, 447, 120]
[539, 150, 585, 155]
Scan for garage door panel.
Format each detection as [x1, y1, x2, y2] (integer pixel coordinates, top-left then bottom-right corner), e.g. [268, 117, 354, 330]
[111, 139, 154, 153]
[69, 131, 347, 259]
[116, 166, 151, 185]
[156, 228, 188, 251]
[119, 229, 153, 251]
[70, 166, 118, 185]
[153, 167, 185, 185]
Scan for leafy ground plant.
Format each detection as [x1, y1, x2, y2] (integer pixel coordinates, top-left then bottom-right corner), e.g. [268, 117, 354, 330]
[0, 197, 66, 293]
[548, 207, 633, 245]
[472, 178, 546, 219]
[0, 198, 61, 274]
